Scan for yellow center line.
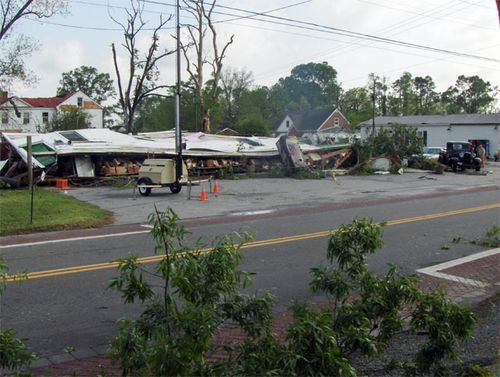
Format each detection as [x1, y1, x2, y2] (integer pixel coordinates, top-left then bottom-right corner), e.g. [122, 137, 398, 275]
[6, 203, 500, 282]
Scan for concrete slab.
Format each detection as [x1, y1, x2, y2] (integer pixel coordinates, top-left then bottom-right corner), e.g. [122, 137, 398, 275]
[64, 162, 500, 225]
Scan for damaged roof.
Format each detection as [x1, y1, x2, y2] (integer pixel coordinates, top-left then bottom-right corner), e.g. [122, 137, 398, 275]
[1, 129, 338, 171]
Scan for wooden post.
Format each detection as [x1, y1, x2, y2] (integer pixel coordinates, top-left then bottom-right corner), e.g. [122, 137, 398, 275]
[27, 136, 34, 224]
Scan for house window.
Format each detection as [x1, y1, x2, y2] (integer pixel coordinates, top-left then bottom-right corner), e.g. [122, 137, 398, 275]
[42, 112, 49, 124]
[286, 120, 290, 128]
[1, 112, 8, 124]
[334, 117, 340, 127]
[23, 112, 30, 125]
[77, 97, 83, 107]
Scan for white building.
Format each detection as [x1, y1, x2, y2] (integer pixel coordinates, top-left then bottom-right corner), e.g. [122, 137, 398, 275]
[0, 91, 103, 132]
[358, 114, 500, 158]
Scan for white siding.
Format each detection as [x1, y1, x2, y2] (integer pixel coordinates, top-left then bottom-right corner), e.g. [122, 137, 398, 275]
[275, 115, 293, 135]
[361, 124, 500, 158]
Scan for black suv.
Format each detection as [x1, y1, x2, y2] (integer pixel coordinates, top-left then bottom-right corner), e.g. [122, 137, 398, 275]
[438, 141, 481, 172]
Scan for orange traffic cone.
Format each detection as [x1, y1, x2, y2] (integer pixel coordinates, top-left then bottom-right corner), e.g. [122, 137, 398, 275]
[200, 185, 208, 201]
[213, 180, 219, 196]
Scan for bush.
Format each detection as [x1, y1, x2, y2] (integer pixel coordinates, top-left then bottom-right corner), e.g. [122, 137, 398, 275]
[0, 259, 36, 371]
[235, 115, 271, 136]
[355, 124, 424, 165]
[109, 213, 478, 376]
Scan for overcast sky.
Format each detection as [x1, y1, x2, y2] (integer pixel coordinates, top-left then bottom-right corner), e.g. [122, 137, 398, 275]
[11, 0, 500, 100]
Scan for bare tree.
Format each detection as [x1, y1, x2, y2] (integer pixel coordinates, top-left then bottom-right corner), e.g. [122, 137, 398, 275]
[181, 0, 233, 133]
[110, 0, 174, 134]
[0, 0, 67, 90]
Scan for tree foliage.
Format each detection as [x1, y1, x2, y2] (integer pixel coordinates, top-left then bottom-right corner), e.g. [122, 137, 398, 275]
[0, 0, 67, 90]
[108, 208, 274, 376]
[442, 75, 496, 114]
[109, 210, 477, 377]
[276, 62, 341, 111]
[0, 258, 36, 371]
[235, 114, 271, 136]
[353, 123, 424, 166]
[46, 108, 92, 132]
[56, 65, 115, 104]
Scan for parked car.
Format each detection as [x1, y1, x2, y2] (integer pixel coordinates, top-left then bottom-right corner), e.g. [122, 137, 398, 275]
[422, 146, 445, 160]
[438, 141, 481, 172]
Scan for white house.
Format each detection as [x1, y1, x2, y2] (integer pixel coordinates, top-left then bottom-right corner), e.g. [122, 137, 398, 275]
[0, 91, 103, 132]
[274, 109, 355, 143]
[358, 114, 500, 158]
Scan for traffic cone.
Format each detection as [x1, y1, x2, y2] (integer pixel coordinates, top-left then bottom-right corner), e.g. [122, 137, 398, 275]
[200, 185, 208, 201]
[213, 180, 219, 196]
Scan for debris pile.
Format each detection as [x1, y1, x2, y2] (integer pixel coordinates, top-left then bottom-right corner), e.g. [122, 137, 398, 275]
[0, 129, 354, 186]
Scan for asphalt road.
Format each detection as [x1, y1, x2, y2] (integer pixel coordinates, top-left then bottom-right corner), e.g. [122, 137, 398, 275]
[1, 187, 499, 362]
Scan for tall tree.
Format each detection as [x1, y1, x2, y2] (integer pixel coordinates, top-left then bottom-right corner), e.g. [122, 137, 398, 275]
[391, 72, 415, 115]
[442, 75, 496, 114]
[413, 75, 438, 115]
[111, 0, 174, 134]
[220, 68, 253, 128]
[57, 66, 115, 104]
[0, 0, 67, 90]
[277, 62, 341, 110]
[339, 87, 372, 127]
[180, 0, 234, 133]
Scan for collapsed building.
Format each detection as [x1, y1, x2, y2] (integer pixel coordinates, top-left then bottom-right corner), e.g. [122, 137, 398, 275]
[0, 129, 354, 186]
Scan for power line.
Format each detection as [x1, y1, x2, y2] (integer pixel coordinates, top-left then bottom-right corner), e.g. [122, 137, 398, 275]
[199, 1, 499, 63]
[356, 0, 495, 32]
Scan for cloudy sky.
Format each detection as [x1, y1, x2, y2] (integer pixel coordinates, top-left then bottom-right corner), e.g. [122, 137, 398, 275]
[10, 0, 500, 99]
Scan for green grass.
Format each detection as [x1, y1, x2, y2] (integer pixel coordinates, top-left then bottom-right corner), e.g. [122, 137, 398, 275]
[0, 188, 113, 236]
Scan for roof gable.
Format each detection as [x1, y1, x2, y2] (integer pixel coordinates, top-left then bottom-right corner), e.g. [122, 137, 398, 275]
[288, 109, 335, 131]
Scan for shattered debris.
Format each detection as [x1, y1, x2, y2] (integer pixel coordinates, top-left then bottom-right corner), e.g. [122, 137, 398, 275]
[1, 129, 355, 186]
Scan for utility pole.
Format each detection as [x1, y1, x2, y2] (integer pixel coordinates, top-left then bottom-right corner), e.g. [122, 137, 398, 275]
[371, 78, 376, 135]
[175, 0, 183, 182]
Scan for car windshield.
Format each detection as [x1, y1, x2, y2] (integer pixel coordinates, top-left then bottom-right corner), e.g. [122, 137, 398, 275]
[450, 143, 470, 151]
[424, 147, 441, 154]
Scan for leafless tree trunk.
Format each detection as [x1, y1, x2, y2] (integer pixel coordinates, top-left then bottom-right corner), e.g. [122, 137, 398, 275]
[181, 0, 233, 133]
[111, 0, 174, 134]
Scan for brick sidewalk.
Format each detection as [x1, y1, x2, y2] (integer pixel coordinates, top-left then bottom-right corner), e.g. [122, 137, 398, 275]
[417, 248, 499, 303]
[22, 248, 500, 377]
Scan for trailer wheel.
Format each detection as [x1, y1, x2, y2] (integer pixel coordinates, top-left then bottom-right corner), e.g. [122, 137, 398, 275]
[137, 177, 152, 196]
[170, 182, 182, 194]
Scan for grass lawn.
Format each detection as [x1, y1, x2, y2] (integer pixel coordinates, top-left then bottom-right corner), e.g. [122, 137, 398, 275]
[0, 188, 113, 236]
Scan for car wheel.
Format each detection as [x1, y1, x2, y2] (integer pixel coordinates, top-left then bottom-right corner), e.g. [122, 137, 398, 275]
[170, 182, 182, 194]
[137, 177, 152, 196]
